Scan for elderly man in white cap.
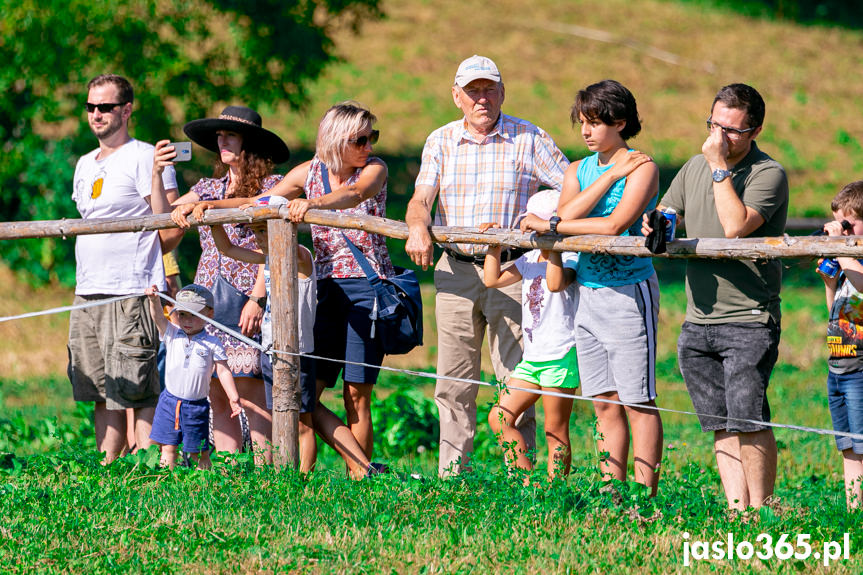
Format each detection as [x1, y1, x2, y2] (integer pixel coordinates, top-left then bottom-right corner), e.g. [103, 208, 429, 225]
[405, 55, 570, 476]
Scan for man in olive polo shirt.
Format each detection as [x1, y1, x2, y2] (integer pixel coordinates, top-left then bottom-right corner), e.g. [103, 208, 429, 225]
[648, 83, 788, 509]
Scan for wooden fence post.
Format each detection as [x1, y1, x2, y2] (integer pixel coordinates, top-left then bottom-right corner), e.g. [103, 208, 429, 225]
[268, 216, 300, 469]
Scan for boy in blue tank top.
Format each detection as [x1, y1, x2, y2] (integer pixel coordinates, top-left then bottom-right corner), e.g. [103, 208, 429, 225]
[521, 80, 663, 496]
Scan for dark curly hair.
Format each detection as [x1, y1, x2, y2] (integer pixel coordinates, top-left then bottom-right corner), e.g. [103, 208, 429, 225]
[570, 79, 642, 141]
[214, 151, 275, 198]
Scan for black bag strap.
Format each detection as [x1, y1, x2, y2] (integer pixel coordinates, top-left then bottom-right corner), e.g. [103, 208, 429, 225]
[340, 231, 385, 292]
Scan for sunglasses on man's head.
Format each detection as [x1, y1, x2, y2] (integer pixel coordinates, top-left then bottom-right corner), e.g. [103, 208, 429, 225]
[348, 129, 380, 147]
[85, 102, 126, 113]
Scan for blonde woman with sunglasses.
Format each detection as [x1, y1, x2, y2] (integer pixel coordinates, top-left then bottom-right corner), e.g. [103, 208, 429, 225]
[173, 101, 392, 478]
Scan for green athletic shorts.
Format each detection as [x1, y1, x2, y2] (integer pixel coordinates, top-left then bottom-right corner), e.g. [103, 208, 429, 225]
[508, 346, 579, 389]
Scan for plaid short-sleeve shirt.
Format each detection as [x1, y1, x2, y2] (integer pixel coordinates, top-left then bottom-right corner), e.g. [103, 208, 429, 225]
[415, 113, 569, 255]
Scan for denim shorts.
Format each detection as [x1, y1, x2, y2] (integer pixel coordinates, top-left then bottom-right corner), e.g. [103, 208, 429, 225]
[827, 370, 863, 454]
[149, 390, 210, 452]
[678, 319, 780, 432]
[313, 278, 384, 386]
[262, 352, 316, 413]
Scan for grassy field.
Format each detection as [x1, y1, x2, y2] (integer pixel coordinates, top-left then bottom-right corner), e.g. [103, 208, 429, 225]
[2, 264, 861, 572]
[262, 0, 863, 218]
[3, 0, 863, 572]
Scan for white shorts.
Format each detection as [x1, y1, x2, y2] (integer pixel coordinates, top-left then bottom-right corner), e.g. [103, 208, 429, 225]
[574, 274, 659, 403]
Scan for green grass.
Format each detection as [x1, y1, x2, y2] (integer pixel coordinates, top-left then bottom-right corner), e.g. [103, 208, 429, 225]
[1, 282, 861, 573]
[0, 427, 859, 573]
[5, 1, 863, 569]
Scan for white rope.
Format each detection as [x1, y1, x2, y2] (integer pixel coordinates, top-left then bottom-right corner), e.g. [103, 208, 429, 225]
[0, 294, 140, 323]
[5, 290, 863, 442]
[210, 295, 857, 442]
[267, 348, 863, 442]
[156, 292, 265, 349]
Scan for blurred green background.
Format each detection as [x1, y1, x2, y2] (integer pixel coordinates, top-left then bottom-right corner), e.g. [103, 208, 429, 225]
[2, 0, 862, 287]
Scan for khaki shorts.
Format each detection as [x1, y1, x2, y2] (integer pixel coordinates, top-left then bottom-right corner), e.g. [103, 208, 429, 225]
[67, 295, 160, 410]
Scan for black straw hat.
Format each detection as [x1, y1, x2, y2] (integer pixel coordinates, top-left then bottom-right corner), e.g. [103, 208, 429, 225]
[183, 105, 290, 164]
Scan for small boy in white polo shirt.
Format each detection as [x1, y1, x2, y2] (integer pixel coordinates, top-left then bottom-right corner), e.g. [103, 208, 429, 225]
[145, 283, 242, 469]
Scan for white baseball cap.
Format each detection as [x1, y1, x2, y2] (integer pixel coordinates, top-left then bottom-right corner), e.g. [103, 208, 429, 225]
[525, 190, 561, 220]
[454, 55, 501, 87]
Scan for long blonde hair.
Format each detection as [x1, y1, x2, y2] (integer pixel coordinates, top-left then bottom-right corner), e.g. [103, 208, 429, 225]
[316, 101, 376, 174]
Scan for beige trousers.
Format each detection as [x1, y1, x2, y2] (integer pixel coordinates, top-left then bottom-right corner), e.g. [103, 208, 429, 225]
[434, 253, 536, 476]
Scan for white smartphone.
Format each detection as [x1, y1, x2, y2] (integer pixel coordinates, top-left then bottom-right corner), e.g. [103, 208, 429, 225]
[169, 141, 192, 162]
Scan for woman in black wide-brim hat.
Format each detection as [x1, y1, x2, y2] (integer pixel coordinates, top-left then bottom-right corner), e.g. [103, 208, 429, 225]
[157, 105, 290, 463]
[172, 101, 394, 479]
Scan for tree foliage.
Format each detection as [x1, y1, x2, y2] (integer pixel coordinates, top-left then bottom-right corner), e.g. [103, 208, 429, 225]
[680, 0, 863, 28]
[0, 0, 382, 285]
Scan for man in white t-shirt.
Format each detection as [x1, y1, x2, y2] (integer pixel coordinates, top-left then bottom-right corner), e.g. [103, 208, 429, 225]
[67, 74, 179, 463]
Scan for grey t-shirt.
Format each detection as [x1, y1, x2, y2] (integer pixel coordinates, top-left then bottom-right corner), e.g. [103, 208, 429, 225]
[262, 259, 316, 353]
[661, 142, 788, 324]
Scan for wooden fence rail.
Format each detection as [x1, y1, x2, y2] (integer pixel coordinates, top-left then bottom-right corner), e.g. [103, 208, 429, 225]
[3, 208, 863, 468]
[2, 207, 862, 259]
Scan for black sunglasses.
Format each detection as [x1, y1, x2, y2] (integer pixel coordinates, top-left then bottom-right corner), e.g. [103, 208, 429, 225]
[348, 129, 379, 147]
[85, 102, 127, 113]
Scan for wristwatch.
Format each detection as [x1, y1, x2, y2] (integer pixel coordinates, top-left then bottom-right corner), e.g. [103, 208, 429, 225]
[249, 294, 267, 308]
[712, 168, 732, 183]
[548, 216, 562, 234]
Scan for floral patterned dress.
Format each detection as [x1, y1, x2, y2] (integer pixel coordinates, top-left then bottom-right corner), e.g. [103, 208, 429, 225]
[192, 173, 281, 378]
[305, 157, 395, 279]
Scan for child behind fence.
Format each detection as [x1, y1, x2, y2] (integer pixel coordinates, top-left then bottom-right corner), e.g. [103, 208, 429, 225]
[819, 180, 863, 510]
[482, 190, 580, 481]
[145, 284, 242, 469]
[210, 195, 318, 473]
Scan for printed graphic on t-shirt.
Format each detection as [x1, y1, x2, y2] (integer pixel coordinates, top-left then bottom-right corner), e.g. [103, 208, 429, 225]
[827, 280, 863, 358]
[524, 276, 544, 342]
[581, 253, 636, 282]
[91, 170, 105, 200]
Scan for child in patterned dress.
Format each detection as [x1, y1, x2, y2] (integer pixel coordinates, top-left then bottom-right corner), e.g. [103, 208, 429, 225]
[211, 195, 318, 473]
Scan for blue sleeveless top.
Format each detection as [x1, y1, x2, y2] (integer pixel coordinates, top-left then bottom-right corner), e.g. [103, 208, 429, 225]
[575, 152, 656, 288]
